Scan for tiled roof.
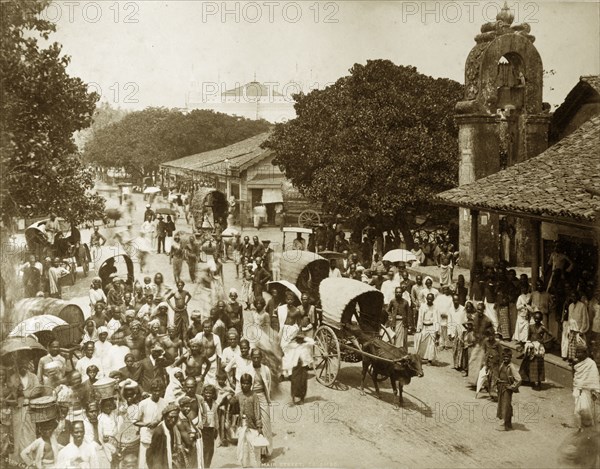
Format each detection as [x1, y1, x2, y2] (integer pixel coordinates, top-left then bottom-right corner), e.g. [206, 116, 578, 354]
[247, 174, 283, 187]
[435, 115, 600, 224]
[161, 133, 272, 176]
[581, 75, 600, 95]
[550, 75, 600, 141]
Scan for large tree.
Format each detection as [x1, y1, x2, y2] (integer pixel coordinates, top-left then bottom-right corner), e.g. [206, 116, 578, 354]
[83, 108, 271, 181]
[74, 101, 129, 151]
[0, 0, 104, 226]
[264, 60, 463, 246]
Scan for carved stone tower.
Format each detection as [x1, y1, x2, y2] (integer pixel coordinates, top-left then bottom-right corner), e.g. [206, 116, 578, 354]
[456, 3, 551, 268]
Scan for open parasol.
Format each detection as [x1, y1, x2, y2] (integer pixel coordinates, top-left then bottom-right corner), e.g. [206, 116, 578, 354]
[143, 186, 161, 194]
[8, 315, 68, 343]
[155, 207, 177, 216]
[0, 336, 48, 362]
[267, 280, 302, 302]
[382, 249, 417, 263]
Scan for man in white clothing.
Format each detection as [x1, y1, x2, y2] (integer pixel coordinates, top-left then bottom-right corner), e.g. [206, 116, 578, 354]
[56, 421, 99, 469]
[434, 286, 454, 349]
[418, 277, 439, 305]
[76, 341, 104, 381]
[135, 379, 167, 469]
[381, 270, 400, 306]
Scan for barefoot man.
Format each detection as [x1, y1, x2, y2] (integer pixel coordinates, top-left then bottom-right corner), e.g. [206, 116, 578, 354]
[167, 280, 191, 341]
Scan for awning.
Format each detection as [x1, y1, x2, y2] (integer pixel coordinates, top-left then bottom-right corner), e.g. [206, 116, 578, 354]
[262, 188, 283, 204]
[246, 174, 283, 188]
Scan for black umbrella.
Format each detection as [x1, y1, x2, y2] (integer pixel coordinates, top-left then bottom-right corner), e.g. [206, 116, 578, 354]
[155, 207, 178, 216]
[1, 336, 48, 366]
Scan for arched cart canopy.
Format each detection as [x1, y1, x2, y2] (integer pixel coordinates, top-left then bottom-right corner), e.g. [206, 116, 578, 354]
[94, 243, 134, 291]
[25, 218, 71, 256]
[3, 298, 85, 347]
[319, 278, 385, 332]
[191, 188, 228, 230]
[279, 250, 329, 295]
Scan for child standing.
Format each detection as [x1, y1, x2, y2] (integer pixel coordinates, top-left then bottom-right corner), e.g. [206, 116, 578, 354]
[98, 397, 118, 468]
[496, 348, 521, 431]
[142, 276, 155, 297]
[200, 385, 218, 467]
[519, 311, 552, 390]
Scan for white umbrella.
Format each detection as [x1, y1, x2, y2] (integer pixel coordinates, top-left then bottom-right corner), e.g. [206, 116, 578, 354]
[267, 280, 302, 302]
[143, 186, 161, 194]
[382, 249, 417, 263]
[8, 315, 68, 338]
[221, 227, 240, 237]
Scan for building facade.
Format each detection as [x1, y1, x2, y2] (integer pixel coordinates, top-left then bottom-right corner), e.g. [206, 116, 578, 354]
[160, 133, 288, 227]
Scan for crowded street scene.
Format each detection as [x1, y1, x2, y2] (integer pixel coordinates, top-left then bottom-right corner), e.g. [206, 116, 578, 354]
[1, 1, 599, 468]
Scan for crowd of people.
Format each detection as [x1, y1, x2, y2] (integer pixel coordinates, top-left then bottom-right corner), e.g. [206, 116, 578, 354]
[6, 196, 600, 466]
[326, 244, 600, 433]
[4, 223, 320, 469]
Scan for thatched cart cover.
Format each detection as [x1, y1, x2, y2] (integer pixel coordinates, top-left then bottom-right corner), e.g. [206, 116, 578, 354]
[3, 298, 85, 347]
[191, 187, 228, 229]
[94, 243, 134, 291]
[280, 250, 329, 294]
[319, 278, 384, 331]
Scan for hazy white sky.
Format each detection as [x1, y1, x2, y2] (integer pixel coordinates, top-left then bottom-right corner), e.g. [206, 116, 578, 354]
[44, 1, 600, 109]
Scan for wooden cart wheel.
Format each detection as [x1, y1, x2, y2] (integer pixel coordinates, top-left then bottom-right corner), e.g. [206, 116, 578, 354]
[298, 210, 320, 228]
[314, 325, 340, 387]
[379, 327, 393, 343]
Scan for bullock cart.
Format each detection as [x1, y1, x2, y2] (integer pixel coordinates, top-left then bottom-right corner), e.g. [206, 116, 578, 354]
[279, 249, 329, 301]
[313, 278, 398, 387]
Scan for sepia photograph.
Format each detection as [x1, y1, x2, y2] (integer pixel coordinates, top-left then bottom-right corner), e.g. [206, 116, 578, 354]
[0, 1, 599, 468]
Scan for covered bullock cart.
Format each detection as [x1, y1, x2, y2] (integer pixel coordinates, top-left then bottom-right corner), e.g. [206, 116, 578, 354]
[25, 218, 91, 281]
[278, 250, 329, 300]
[5, 298, 85, 348]
[191, 188, 229, 231]
[95, 244, 135, 292]
[313, 278, 393, 386]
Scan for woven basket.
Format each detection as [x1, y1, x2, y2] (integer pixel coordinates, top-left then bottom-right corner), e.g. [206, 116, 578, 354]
[93, 378, 118, 400]
[29, 396, 58, 423]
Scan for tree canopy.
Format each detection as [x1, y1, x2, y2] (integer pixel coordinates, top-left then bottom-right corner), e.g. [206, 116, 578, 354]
[83, 108, 271, 180]
[74, 102, 129, 151]
[264, 60, 463, 245]
[0, 0, 104, 226]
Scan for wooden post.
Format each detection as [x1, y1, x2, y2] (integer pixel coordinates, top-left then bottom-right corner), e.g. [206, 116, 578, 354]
[531, 219, 541, 286]
[469, 210, 479, 284]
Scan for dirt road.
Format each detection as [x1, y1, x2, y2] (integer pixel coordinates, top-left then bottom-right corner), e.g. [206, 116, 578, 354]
[62, 191, 580, 469]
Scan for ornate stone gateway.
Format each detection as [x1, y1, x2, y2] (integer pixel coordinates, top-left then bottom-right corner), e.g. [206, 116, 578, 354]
[455, 2, 551, 267]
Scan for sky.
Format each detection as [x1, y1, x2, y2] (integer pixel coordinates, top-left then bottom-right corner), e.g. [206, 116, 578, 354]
[42, 0, 600, 110]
